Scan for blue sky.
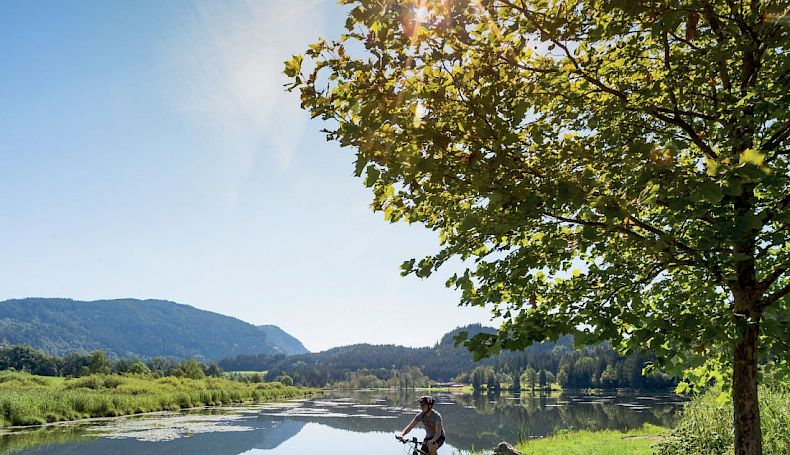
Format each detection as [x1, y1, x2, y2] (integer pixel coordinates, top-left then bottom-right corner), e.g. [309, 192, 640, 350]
[0, 0, 492, 351]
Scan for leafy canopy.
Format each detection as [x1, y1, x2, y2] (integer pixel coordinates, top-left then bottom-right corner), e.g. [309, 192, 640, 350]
[287, 0, 789, 384]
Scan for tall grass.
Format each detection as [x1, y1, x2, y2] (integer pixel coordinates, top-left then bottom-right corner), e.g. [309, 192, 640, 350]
[0, 371, 319, 427]
[510, 424, 668, 455]
[467, 424, 667, 455]
[655, 386, 789, 455]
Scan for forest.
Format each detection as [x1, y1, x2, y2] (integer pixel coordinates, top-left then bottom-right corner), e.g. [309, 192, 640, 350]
[219, 325, 676, 390]
[0, 324, 675, 390]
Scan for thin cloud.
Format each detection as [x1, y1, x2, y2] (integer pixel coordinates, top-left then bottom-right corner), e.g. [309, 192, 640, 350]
[164, 0, 329, 202]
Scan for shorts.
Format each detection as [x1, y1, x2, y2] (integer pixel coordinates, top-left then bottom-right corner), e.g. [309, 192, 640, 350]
[421, 434, 445, 452]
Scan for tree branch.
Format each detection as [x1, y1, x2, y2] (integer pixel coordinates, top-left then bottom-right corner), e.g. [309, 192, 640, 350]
[760, 267, 786, 290]
[500, 0, 719, 160]
[763, 122, 790, 157]
[757, 193, 790, 226]
[760, 280, 790, 309]
[624, 215, 698, 256]
[701, 0, 733, 91]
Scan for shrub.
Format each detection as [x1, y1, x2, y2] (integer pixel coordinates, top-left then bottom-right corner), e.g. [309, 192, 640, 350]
[65, 376, 105, 390]
[128, 361, 151, 376]
[102, 376, 125, 389]
[0, 371, 52, 388]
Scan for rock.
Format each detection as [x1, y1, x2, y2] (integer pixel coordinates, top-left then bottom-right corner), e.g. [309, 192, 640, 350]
[493, 441, 522, 455]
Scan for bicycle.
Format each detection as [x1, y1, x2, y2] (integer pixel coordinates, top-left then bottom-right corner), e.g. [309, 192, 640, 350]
[395, 435, 429, 455]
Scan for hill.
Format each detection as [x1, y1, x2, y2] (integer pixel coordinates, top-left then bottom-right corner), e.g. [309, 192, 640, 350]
[219, 324, 676, 390]
[0, 298, 309, 359]
[220, 323, 504, 381]
[256, 325, 308, 356]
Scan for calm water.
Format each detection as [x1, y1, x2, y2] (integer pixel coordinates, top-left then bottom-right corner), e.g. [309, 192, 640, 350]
[0, 390, 684, 454]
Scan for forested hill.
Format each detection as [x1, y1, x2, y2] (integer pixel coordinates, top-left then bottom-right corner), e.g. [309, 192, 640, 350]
[256, 325, 308, 356]
[220, 324, 676, 390]
[0, 298, 308, 359]
[219, 324, 518, 381]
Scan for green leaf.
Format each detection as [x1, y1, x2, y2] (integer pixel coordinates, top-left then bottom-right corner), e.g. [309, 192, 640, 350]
[739, 149, 765, 167]
[452, 331, 469, 348]
[283, 55, 303, 78]
[364, 166, 380, 187]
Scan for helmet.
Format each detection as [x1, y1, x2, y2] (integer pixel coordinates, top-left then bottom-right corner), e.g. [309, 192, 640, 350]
[418, 395, 435, 406]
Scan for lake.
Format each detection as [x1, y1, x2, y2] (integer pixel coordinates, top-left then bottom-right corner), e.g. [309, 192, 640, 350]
[0, 390, 684, 454]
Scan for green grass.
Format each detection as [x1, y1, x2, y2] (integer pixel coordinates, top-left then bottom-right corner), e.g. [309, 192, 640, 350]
[0, 371, 320, 427]
[425, 385, 475, 394]
[224, 370, 268, 377]
[508, 424, 668, 455]
[655, 385, 789, 455]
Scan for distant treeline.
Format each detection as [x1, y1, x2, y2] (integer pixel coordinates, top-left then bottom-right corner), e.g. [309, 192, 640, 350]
[0, 344, 223, 379]
[219, 325, 677, 390]
[2, 324, 677, 390]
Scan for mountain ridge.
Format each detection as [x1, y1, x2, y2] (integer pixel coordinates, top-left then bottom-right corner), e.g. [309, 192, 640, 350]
[0, 297, 309, 359]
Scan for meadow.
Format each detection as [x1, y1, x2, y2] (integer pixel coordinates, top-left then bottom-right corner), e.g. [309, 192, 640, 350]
[0, 370, 319, 427]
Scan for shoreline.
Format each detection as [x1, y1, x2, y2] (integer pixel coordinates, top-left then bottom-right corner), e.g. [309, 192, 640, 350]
[0, 398, 314, 434]
[0, 371, 321, 429]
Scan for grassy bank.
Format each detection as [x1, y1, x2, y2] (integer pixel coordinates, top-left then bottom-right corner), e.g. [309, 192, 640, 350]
[0, 371, 319, 427]
[655, 386, 789, 455]
[504, 424, 667, 455]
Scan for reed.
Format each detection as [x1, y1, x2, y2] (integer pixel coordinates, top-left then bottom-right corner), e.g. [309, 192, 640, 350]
[0, 370, 319, 427]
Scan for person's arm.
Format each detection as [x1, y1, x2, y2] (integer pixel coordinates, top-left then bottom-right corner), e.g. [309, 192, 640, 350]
[398, 418, 418, 438]
[430, 422, 443, 443]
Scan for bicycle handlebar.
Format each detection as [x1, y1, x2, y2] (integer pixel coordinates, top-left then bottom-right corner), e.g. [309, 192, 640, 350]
[396, 435, 419, 444]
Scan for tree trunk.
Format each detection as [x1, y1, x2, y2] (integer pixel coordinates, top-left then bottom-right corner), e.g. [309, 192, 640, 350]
[733, 320, 762, 455]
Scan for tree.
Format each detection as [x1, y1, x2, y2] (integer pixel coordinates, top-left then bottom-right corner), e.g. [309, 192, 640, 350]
[181, 359, 206, 380]
[204, 363, 223, 378]
[486, 373, 497, 391]
[544, 370, 556, 387]
[521, 367, 538, 392]
[87, 350, 111, 375]
[512, 371, 521, 392]
[471, 365, 488, 391]
[556, 364, 570, 389]
[60, 352, 91, 377]
[288, 1, 788, 453]
[129, 361, 151, 376]
[0, 345, 57, 376]
[276, 375, 295, 386]
[600, 364, 618, 389]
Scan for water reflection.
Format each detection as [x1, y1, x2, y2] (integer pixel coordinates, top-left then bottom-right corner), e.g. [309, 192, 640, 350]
[1, 390, 684, 454]
[257, 390, 682, 452]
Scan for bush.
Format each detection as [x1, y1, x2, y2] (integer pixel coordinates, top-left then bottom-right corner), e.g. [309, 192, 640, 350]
[0, 371, 52, 388]
[102, 376, 125, 389]
[66, 376, 105, 390]
[656, 386, 789, 455]
[128, 361, 151, 376]
[276, 375, 294, 386]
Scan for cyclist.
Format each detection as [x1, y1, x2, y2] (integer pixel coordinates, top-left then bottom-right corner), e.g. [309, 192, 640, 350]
[397, 395, 445, 454]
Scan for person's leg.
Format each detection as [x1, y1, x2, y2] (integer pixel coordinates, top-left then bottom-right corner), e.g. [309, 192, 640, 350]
[427, 440, 438, 455]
